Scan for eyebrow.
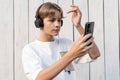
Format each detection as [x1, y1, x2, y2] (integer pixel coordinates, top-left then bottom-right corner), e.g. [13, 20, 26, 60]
[48, 17, 62, 20]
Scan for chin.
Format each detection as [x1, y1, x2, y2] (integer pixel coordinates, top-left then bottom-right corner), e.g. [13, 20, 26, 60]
[54, 34, 59, 36]
[53, 33, 59, 36]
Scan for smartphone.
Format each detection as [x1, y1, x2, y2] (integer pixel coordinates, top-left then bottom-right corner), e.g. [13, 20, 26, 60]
[84, 22, 94, 45]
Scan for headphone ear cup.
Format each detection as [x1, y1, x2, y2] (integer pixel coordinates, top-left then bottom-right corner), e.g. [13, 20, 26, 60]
[61, 20, 63, 26]
[39, 18, 44, 27]
[34, 18, 44, 28]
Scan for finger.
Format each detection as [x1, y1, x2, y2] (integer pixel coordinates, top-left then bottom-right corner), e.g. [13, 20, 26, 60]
[82, 33, 93, 42]
[74, 34, 86, 48]
[67, 5, 80, 13]
[67, 9, 78, 14]
[70, 5, 78, 7]
[80, 37, 94, 49]
[70, 5, 79, 10]
[76, 35, 84, 44]
[85, 37, 94, 46]
[70, 5, 81, 12]
[82, 43, 93, 52]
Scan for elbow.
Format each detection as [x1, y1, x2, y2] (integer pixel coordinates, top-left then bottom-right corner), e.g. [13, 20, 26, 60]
[90, 52, 101, 60]
[94, 53, 100, 59]
[35, 76, 39, 80]
[35, 74, 42, 80]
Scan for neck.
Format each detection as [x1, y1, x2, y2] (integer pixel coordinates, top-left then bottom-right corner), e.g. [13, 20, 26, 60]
[38, 31, 54, 42]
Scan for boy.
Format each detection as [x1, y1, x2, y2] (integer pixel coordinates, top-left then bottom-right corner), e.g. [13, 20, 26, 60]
[22, 2, 100, 80]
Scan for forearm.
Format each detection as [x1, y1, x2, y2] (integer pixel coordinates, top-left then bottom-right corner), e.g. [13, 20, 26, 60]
[88, 42, 100, 59]
[75, 24, 84, 35]
[36, 52, 74, 80]
[75, 24, 100, 59]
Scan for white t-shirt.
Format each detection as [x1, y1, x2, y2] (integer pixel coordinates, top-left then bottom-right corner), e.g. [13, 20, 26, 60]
[22, 37, 93, 80]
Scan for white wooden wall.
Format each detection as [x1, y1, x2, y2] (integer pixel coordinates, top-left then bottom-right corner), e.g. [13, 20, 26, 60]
[0, 0, 119, 80]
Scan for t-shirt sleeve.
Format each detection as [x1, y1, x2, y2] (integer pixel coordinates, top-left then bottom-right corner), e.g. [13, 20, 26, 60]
[22, 45, 43, 80]
[74, 54, 95, 64]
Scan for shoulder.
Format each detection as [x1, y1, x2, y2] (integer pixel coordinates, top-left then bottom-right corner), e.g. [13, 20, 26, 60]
[22, 41, 39, 56]
[22, 41, 43, 64]
[22, 41, 36, 51]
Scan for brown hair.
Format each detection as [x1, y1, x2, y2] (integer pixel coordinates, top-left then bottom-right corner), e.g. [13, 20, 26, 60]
[37, 2, 63, 19]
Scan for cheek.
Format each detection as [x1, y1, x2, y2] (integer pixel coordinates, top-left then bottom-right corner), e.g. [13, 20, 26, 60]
[43, 25, 52, 32]
[44, 21, 52, 28]
[43, 23, 53, 31]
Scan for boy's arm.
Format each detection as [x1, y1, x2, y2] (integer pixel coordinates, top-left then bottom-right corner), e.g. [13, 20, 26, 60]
[75, 24, 100, 59]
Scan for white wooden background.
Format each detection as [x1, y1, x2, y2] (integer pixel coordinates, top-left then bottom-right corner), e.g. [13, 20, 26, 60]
[0, 0, 119, 80]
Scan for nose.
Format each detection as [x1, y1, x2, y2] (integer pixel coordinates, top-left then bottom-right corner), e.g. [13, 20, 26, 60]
[55, 20, 61, 28]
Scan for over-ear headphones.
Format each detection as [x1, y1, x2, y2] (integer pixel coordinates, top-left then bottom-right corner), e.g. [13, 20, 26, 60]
[34, 3, 63, 28]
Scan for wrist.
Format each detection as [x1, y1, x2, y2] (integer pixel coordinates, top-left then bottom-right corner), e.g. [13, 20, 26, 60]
[74, 24, 84, 35]
[75, 23, 82, 28]
[65, 52, 76, 61]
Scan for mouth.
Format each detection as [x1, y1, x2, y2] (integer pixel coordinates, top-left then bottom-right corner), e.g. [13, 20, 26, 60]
[53, 29, 60, 32]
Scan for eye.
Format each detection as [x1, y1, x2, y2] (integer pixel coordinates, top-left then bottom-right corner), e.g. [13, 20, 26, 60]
[49, 18, 55, 22]
[58, 19, 61, 22]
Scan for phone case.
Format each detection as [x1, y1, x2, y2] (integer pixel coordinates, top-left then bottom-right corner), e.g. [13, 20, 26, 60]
[84, 22, 94, 46]
[84, 22, 94, 35]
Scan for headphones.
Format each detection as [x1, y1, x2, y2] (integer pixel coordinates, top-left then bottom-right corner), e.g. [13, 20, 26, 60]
[34, 3, 63, 28]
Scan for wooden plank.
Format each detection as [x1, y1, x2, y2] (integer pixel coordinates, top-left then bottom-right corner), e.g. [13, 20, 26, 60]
[58, 1, 74, 79]
[74, 0, 89, 80]
[29, 0, 44, 42]
[104, 0, 120, 80]
[89, 0, 105, 80]
[0, 0, 14, 80]
[58, 0, 73, 39]
[44, 0, 57, 3]
[14, 0, 29, 80]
